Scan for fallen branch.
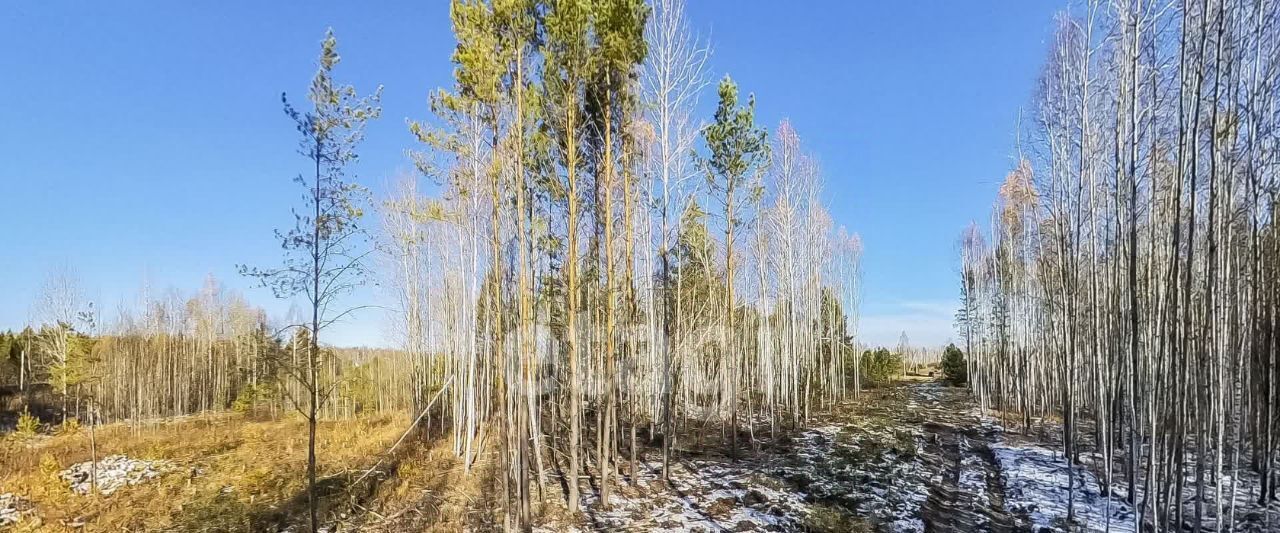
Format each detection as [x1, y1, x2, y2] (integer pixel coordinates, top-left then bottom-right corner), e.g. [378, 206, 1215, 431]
[350, 376, 455, 489]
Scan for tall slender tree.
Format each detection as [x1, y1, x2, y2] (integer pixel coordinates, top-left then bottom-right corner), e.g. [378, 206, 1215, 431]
[239, 29, 382, 533]
[699, 75, 768, 458]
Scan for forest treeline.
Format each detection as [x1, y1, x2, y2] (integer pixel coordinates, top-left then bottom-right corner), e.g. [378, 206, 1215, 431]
[2, 0, 864, 531]
[956, 0, 1279, 530]
[0, 273, 416, 422]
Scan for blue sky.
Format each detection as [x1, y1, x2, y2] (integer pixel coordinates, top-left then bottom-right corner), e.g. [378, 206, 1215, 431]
[0, 1, 1059, 348]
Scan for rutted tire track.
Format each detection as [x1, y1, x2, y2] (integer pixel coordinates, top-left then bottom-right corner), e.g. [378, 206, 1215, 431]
[813, 383, 1028, 533]
[917, 420, 1019, 532]
[528, 383, 1033, 532]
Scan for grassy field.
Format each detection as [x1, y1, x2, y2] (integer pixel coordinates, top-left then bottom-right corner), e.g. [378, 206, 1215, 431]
[0, 411, 437, 532]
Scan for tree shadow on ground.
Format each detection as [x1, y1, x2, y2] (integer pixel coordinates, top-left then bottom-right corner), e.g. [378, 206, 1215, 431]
[171, 429, 422, 532]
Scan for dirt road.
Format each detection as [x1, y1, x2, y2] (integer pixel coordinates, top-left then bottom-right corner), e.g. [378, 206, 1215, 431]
[538, 383, 1143, 532]
[773, 383, 1022, 532]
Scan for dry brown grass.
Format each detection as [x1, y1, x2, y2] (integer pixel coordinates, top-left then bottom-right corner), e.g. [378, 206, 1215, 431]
[0, 411, 409, 532]
[348, 423, 554, 532]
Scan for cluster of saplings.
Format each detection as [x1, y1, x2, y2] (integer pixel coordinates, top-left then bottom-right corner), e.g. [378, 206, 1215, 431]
[856, 347, 903, 388]
[850, 343, 967, 388]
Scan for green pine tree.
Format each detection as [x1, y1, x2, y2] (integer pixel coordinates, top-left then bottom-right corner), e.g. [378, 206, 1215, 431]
[699, 75, 768, 458]
[941, 343, 968, 387]
[239, 29, 381, 533]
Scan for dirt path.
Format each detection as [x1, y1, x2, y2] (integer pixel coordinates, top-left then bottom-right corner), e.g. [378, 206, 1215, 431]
[898, 384, 1020, 532]
[529, 382, 1028, 532]
[874, 384, 1141, 533]
[781, 382, 1025, 532]
[503, 382, 1170, 531]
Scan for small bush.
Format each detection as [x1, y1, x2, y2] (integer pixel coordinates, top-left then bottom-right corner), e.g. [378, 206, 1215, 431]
[16, 408, 40, 437]
[232, 384, 268, 413]
[39, 453, 62, 478]
[941, 343, 967, 386]
[58, 417, 81, 435]
[804, 503, 870, 532]
[858, 348, 903, 388]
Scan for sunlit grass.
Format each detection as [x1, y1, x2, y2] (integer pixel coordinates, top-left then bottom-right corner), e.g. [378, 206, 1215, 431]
[1, 411, 405, 531]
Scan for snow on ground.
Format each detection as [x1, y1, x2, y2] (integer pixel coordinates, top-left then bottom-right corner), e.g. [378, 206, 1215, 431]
[773, 423, 929, 532]
[957, 435, 991, 512]
[534, 384, 1275, 532]
[1203, 469, 1280, 531]
[58, 454, 176, 495]
[978, 407, 1280, 531]
[992, 441, 1137, 533]
[539, 415, 932, 531]
[0, 493, 35, 528]
[1084, 452, 1280, 532]
[575, 457, 810, 532]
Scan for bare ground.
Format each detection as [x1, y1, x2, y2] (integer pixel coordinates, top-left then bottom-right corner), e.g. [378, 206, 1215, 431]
[6, 385, 1275, 532]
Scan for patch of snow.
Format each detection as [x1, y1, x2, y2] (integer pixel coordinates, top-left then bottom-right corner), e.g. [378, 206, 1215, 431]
[992, 442, 1137, 532]
[576, 457, 811, 531]
[59, 454, 175, 495]
[957, 435, 992, 521]
[0, 493, 35, 527]
[774, 423, 930, 532]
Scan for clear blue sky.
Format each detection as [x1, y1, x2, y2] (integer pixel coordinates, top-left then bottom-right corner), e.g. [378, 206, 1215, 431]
[1, 1, 1058, 348]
